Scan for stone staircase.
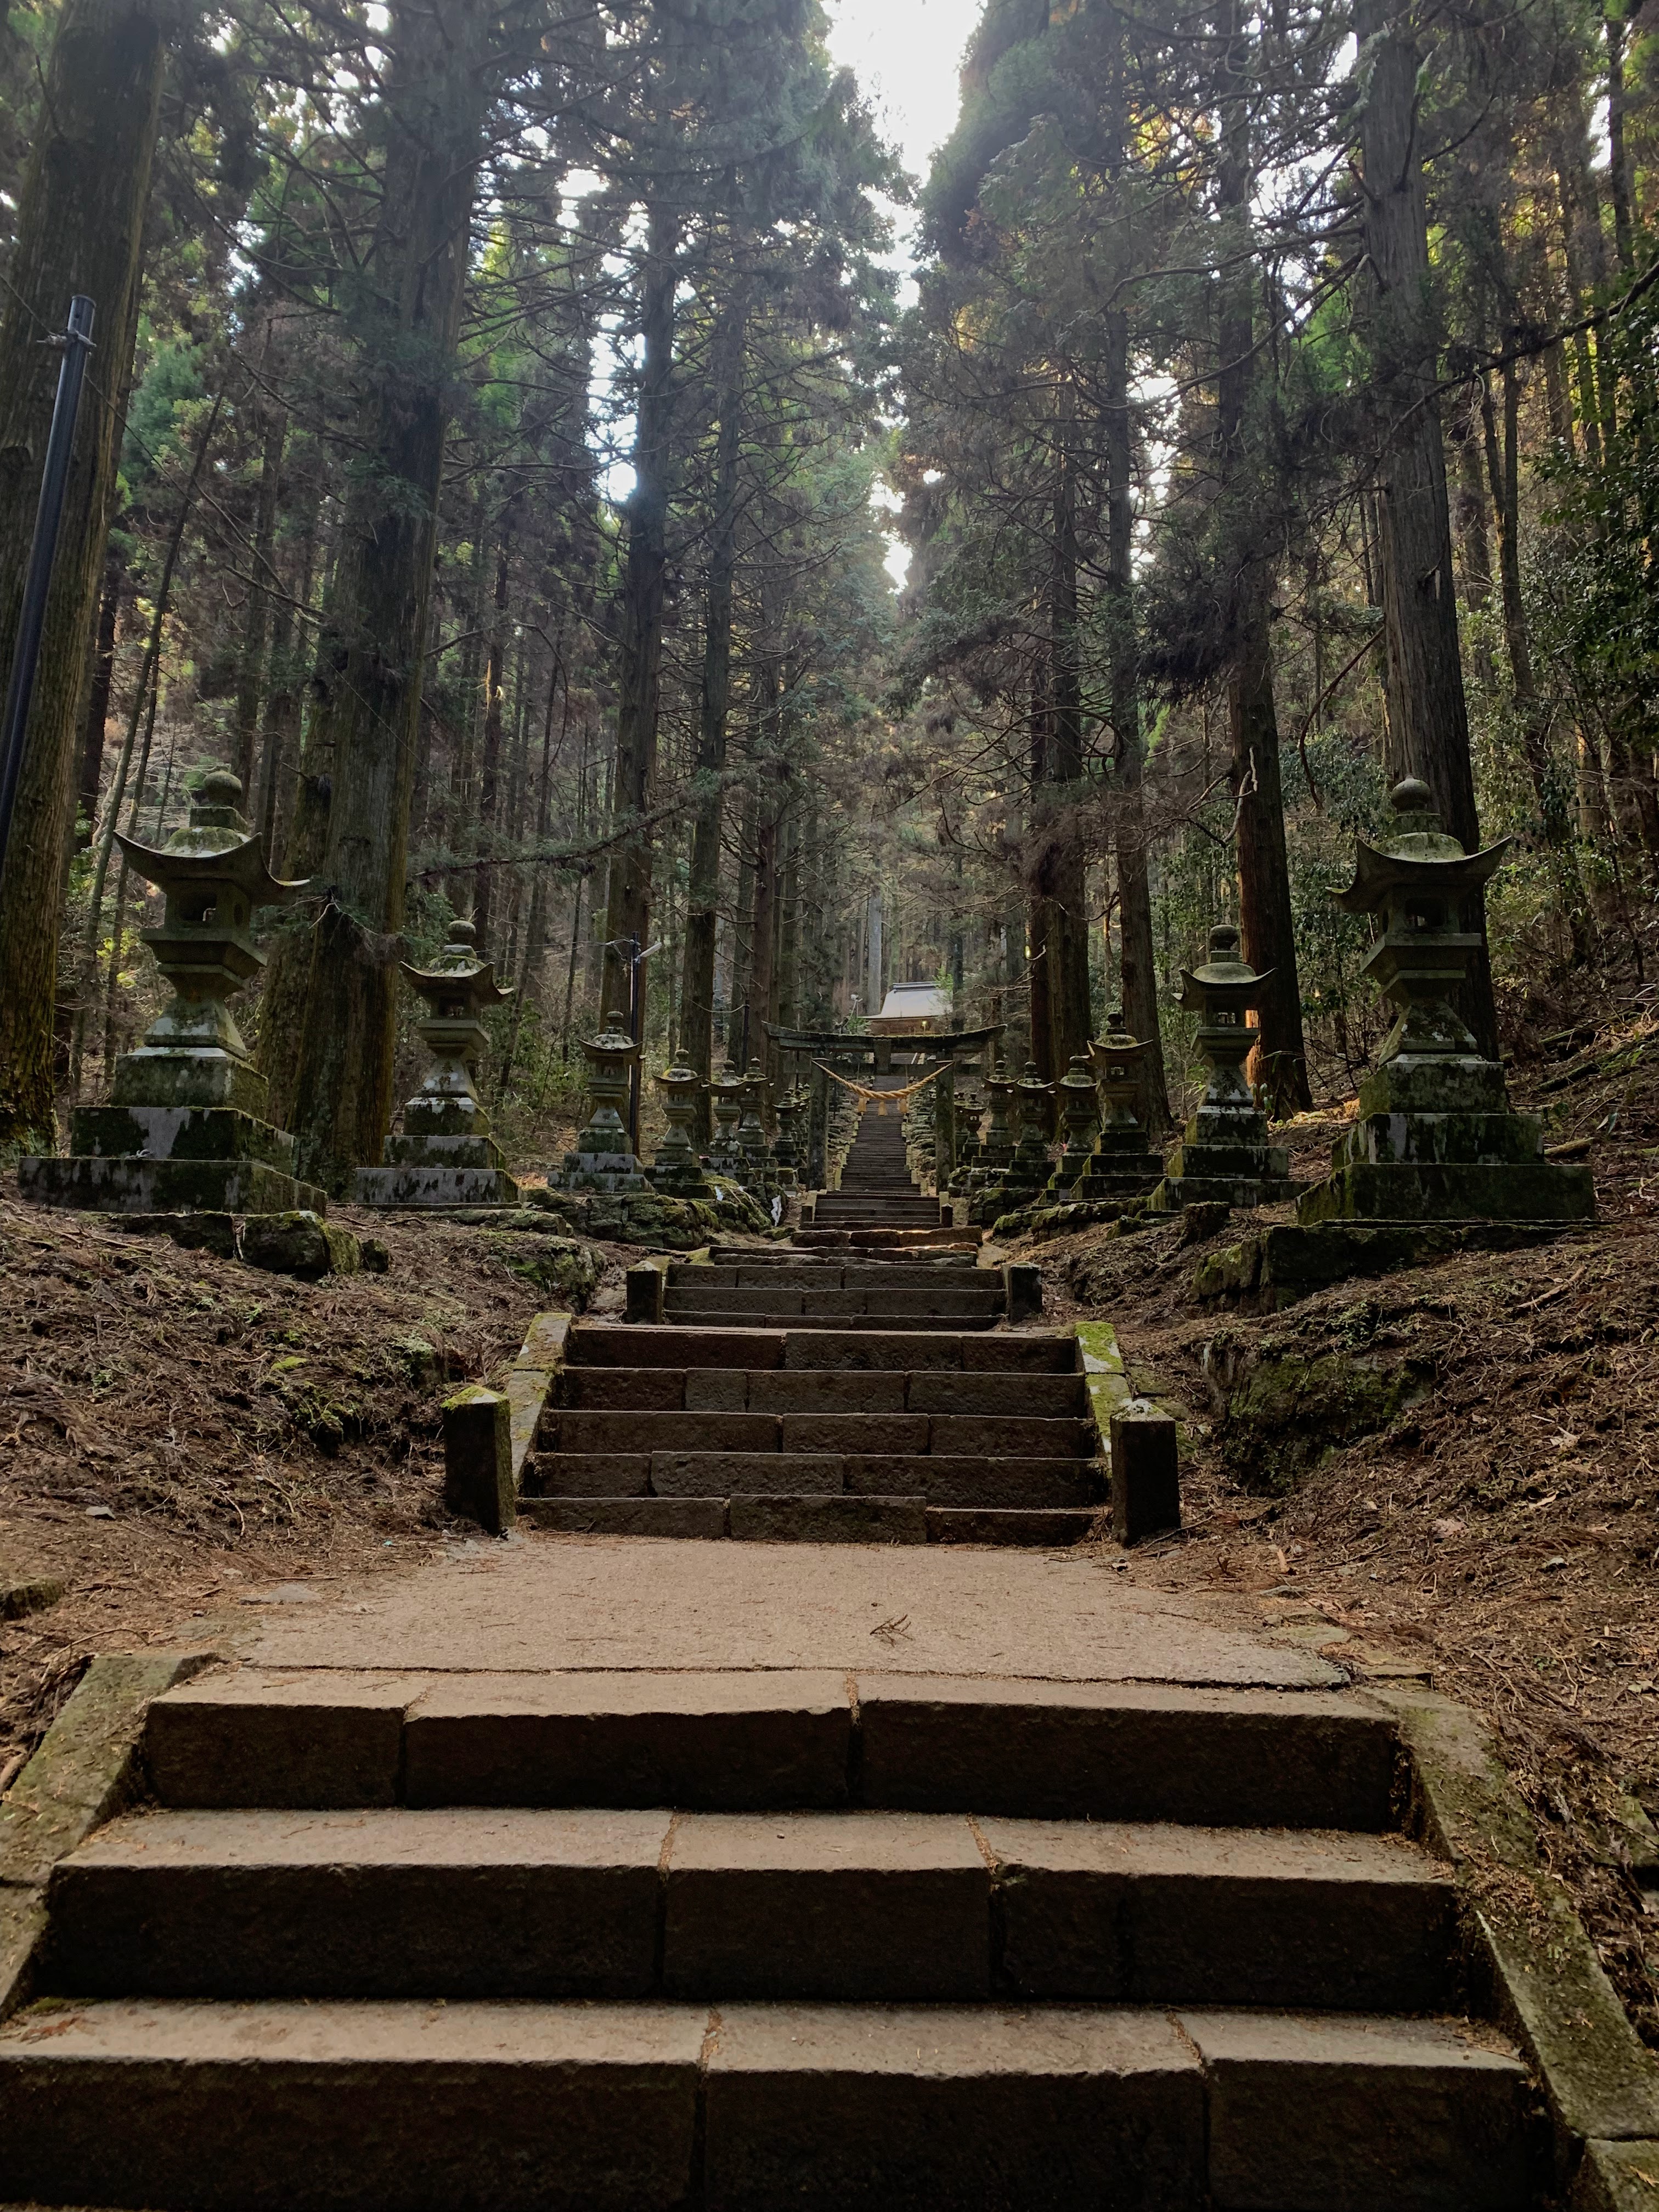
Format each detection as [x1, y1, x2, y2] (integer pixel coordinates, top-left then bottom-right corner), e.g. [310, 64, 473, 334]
[802, 1076, 956, 1244]
[662, 1249, 1003, 1330]
[523, 1319, 1102, 1544]
[0, 1664, 1541, 2209]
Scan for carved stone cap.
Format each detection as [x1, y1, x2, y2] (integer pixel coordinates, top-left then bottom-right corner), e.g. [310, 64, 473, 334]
[115, 767, 309, 910]
[1333, 778, 1511, 915]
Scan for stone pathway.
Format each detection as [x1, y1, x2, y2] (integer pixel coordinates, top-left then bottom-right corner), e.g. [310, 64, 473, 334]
[0, 1527, 1542, 2208]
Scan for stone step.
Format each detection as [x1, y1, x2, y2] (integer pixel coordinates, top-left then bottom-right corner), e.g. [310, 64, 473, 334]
[661, 1284, 1003, 1318]
[523, 1497, 1101, 1545]
[0, 1997, 1536, 2210]
[657, 1310, 1000, 1333]
[527, 1454, 1102, 1509]
[556, 1368, 1087, 1416]
[675, 1263, 985, 1286]
[145, 1670, 1401, 1827]
[541, 1411, 1091, 1459]
[48, 1808, 1458, 2011]
[568, 1325, 1076, 1372]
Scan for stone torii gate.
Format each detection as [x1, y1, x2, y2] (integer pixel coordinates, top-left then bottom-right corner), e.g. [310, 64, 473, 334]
[766, 1023, 1003, 1190]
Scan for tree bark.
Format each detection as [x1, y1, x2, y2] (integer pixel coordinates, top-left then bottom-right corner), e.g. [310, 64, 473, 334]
[474, 522, 512, 958]
[1215, 4, 1311, 1114]
[680, 268, 748, 1143]
[1355, 0, 1498, 1056]
[0, 0, 166, 1148]
[1032, 385, 1093, 1082]
[1102, 306, 1170, 1131]
[601, 197, 679, 1016]
[262, 0, 489, 1188]
[72, 552, 122, 853]
[234, 400, 284, 793]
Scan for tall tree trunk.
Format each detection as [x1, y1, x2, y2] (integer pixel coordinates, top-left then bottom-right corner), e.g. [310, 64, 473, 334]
[475, 523, 512, 957]
[72, 553, 122, 853]
[1215, 4, 1310, 1114]
[1355, 0, 1497, 1056]
[1103, 308, 1170, 1131]
[261, 0, 488, 1187]
[0, 0, 165, 1149]
[602, 198, 678, 1015]
[680, 266, 748, 1142]
[234, 400, 285, 792]
[1605, 7, 1636, 279]
[1035, 385, 1092, 1080]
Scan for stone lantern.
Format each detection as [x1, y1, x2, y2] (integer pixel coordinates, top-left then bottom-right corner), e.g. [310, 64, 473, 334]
[737, 1059, 775, 1194]
[772, 1087, 804, 1190]
[1073, 1011, 1164, 1204]
[1047, 1054, 1101, 1194]
[1149, 926, 1296, 1211]
[648, 1041, 709, 1197]
[1297, 778, 1594, 1224]
[994, 1060, 1057, 1207]
[21, 768, 321, 1216]
[946, 1088, 984, 1195]
[558, 1003, 646, 1191]
[978, 1060, 1015, 1174]
[356, 918, 518, 1207]
[708, 1066, 748, 1178]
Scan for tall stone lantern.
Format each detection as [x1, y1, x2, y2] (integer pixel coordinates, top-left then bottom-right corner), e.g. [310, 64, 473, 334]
[1047, 1054, 1101, 1194]
[978, 1060, 1015, 1174]
[1149, 925, 1296, 1211]
[708, 1066, 748, 1178]
[557, 1003, 646, 1191]
[21, 768, 321, 1216]
[737, 1059, 775, 1195]
[1298, 778, 1595, 1224]
[772, 1087, 804, 1190]
[356, 919, 519, 1207]
[994, 1061, 1057, 1207]
[1073, 1011, 1164, 1204]
[650, 1043, 710, 1197]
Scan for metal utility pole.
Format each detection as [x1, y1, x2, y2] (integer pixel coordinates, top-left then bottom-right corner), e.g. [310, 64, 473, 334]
[0, 295, 96, 875]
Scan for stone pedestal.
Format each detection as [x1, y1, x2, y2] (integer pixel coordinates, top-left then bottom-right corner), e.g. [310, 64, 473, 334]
[1071, 1014, 1164, 1205]
[648, 1048, 711, 1197]
[356, 920, 520, 1208]
[1149, 928, 1296, 1212]
[21, 769, 322, 1217]
[557, 1007, 648, 1193]
[1297, 780, 1595, 1228]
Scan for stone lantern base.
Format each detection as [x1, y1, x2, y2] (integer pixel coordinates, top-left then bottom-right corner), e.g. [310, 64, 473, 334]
[1296, 1057, 1594, 1225]
[1148, 1099, 1297, 1212]
[1067, 1134, 1165, 1205]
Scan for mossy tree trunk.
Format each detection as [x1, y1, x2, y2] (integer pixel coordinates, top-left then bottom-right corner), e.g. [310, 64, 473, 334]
[0, 0, 166, 1150]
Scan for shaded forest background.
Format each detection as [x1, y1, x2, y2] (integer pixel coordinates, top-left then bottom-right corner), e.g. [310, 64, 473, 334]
[0, 0, 1655, 1187]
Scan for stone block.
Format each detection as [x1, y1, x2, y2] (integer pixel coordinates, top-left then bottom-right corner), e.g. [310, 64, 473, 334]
[980, 1817, 1456, 2010]
[0, 1996, 704, 2210]
[561, 1367, 686, 1409]
[72, 1100, 290, 1164]
[18, 1155, 324, 1216]
[853, 1678, 1398, 1828]
[1002, 1261, 1044, 1321]
[1297, 1157, 1597, 1225]
[522, 1496, 728, 1538]
[929, 1414, 1086, 1458]
[747, 1370, 907, 1412]
[1572, 2140, 1659, 2211]
[567, 1324, 785, 1369]
[905, 1372, 1082, 1416]
[556, 1409, 776, 1454]
[924, 1507, 1096, 1546]
[353, 1164, 520, 1207]
[0, 1572, 64, 1621]
[778, 1414, 929, 1455]
[684, 1369, 747, 1410]
[403, 1671, 853, 1808]
[1110, 1408, 1181, 1544]
[702, 2001, 1205, 2211]
[963, 1335, 1077, 1372]
[1181, 2007, 1537, 2211]
[0, 1886, 45, 2023]
[529, 1452, 652, 1497]
[727, 1495, 926, 1544]
[782, 1330, 962, 1372]
[146, 1669, 419, 1808]
[625, 1263, 666, 1324]
[48, 1805, 669, 2000]
[651, 1452, 839, 1497]
[442, 1386, 514, 1533]
[662, 1812, 989, 2000]
[244, 1209, 362, 1279]
[109, 1210, 240, 1259]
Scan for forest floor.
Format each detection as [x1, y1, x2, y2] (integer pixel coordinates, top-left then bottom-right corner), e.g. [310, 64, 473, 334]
[1017, 976, 1659, 2048]
[0, 1195, 633, 1791]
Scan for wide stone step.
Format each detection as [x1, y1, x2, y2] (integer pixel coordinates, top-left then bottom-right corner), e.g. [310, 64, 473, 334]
[793, 1227, 977, 1249]
[661, 1284, 1003, 1318]
[556, 1369, 1086, 1417]
[658, 1310, 1000, 1333]
[48, 1808, 1458, 2011]
[523, 1497, 1101, 1544]
[673, 1263, 986, 1288]
[527, 1454, 1103, 1509]
[145, 1670, 1402, 1826]
[566, 1325, 1076, 1372]
[0, 1997, 1536, 2210]
[540, 1410, 1091, 1459]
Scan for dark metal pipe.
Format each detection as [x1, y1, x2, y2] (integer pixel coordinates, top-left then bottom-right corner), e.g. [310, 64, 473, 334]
[0, 294, 97, 875]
